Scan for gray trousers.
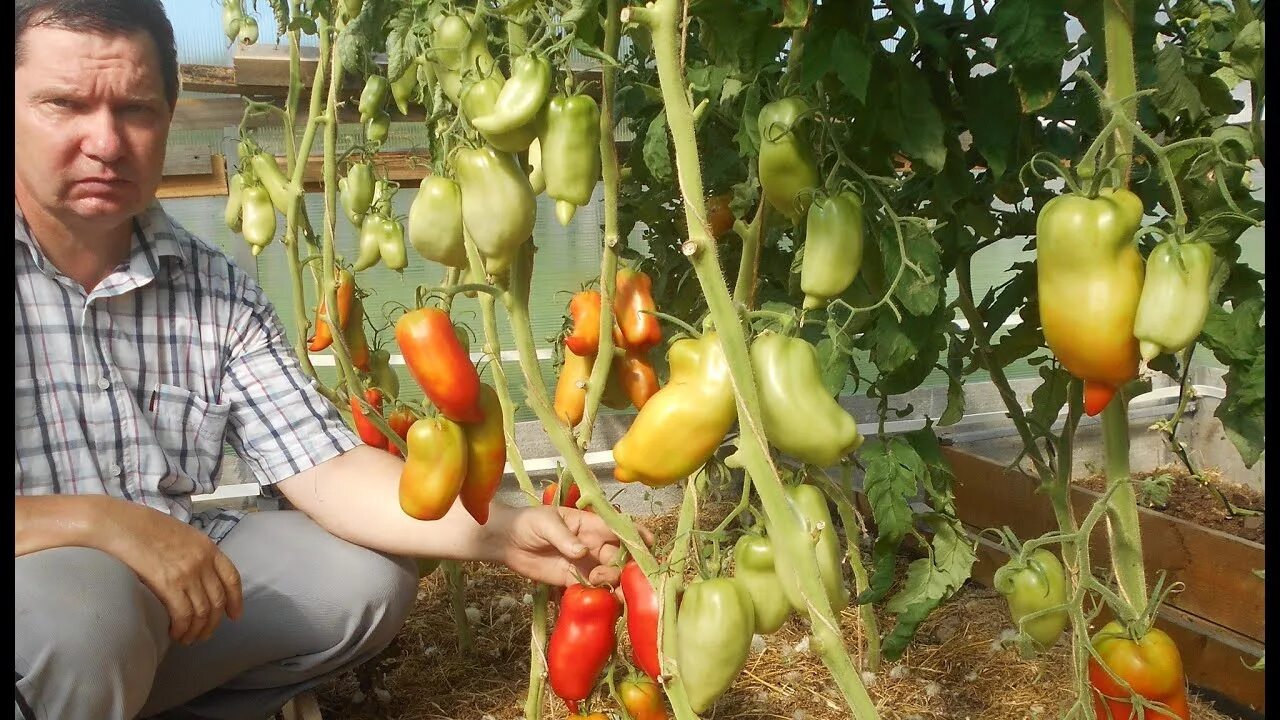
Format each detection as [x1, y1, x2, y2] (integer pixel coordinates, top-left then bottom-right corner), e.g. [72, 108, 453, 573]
[15, 510, 419, 720]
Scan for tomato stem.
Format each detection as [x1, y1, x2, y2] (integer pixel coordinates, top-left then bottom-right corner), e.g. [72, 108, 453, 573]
[1103, 0, 1138, 186]
[1101, 390, 1149, 624]
[576, 0, 624, 451]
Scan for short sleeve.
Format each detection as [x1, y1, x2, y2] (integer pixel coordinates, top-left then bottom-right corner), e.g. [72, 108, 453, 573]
[219, 271, 359, 487]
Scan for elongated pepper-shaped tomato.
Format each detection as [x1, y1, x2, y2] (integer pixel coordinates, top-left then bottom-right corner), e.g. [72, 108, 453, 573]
[395, 307, 483, 423]
[616, 350, 659, 410]
[308, 268, 357, 352]
[386, 407, 417, 458]
[553, 344, 594, 427]
[344, 296, 372, 373]
[459, 384, 506, 525]
[348, 387, 388, 449]
[612, 269, 663, 352]
[547, 584, 621, 713]
[1036, 188, 1145, 416]
[612, 333, 736, 487]
[565, 290, 603, 356]
[399, 416, 468, 521]
[620, 561, 661, 681]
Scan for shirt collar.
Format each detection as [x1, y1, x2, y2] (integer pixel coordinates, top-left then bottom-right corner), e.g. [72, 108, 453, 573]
[14, 199, 190, 273]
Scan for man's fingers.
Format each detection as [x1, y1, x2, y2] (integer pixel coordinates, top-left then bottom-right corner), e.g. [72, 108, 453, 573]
[162, 588, 194, 643]
[196, 570, 227, 643]
[546, 509, 590, 560]
[183, 586, 211, 645]
[213, 553, 244, 621]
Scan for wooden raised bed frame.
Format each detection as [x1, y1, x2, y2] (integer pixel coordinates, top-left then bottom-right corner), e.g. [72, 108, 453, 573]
[940, 446, 1265, 715]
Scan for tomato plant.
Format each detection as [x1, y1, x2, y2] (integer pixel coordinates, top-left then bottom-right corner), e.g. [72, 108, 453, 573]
[223, 0, 1264, 718]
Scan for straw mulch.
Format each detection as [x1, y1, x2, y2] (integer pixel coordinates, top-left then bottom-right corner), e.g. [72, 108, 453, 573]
[314, 501, 1239, 720]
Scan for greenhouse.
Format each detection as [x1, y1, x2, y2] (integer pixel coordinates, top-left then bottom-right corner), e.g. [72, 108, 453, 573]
[13, 1, 1265, 719]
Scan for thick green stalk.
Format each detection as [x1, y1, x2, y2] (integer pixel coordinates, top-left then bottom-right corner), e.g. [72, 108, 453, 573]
[1101, 391, 1148, 623]
[731, 196, 768, 308]
[525, 584, 550, 720]
[283, 15, 336, 399]
[461, 234, 545, 717]
[577, 0, 625, 449]
[444, 560, 474, 652]
[658, 471, 699, 686]
[500, 244, 699, 720]
[1049, 381, 1084, 553]
[318, 19, 360, 398]
[1103, 0, 1138, 183]
[812, 469, 880, 672]
[620, 3, 877, 717]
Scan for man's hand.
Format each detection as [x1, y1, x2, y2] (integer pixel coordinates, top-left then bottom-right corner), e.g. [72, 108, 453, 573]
[99, 501, 244, 645]
[489, 504, 651, 587]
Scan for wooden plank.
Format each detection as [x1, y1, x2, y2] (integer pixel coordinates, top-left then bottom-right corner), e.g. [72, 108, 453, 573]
[156, 153, 228, 199]
[278, 691, 324, 720]
[942, 446, 1265, 643]
[266, 152, 433, 192]
[172, 95, 413, 131]
[162, 145, 215, 176]
[968, 532, 1265, 713]
[179, 63, 236, 94]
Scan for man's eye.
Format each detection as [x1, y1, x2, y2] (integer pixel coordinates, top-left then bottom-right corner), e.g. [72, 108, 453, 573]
[48, 98, 78, 109]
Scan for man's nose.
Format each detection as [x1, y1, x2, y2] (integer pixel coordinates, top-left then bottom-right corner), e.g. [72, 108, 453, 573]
[82, 108, 126, 165]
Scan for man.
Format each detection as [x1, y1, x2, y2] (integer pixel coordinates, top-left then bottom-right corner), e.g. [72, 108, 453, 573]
[14, 2, 630, 719]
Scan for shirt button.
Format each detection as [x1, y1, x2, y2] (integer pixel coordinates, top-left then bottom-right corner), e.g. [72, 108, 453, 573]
[110, 463, 122, 477]
[97, 377, 110, 390]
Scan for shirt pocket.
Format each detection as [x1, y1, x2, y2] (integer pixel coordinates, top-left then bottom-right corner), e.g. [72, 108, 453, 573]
[148, 383, 233, 496]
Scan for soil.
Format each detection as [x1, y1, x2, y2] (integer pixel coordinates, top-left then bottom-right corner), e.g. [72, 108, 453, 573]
[1073, 466, 1265, 544]
[313, 502, 1242, 720]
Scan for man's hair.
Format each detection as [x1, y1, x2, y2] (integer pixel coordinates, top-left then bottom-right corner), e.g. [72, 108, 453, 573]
[15, 0, 179, 107]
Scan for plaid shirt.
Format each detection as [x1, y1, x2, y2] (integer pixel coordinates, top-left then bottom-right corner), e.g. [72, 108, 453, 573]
[14, 200, 359, 542]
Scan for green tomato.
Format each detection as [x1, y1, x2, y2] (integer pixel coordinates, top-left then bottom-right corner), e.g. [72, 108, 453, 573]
[995, 548, 1070, 650]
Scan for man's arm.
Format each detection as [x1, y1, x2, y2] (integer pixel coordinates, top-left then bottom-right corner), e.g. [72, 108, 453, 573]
[276, 445, 632, 587]
[274, 445, 500, 563]
[15, 494, 244, 644]
[16, 495, 105, 557]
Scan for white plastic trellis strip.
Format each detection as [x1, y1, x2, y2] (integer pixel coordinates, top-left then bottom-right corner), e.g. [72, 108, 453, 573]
[306, 349, 554, 366]
[194, 384, 1221, 503]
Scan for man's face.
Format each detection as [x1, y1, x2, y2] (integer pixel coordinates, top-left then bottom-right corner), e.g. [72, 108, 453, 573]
[14, 25, 172, 226]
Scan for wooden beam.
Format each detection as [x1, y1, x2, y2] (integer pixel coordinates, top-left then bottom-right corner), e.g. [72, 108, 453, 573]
[262, 152, 432, 194]
[171, 95, 431, 131]
[967, 531, 1265, 713]
[157, 153, 228, 199]
[942, 446, 1265, 643]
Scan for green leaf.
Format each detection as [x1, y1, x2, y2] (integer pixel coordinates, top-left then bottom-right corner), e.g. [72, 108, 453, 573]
[880, 519, 975, 660]
[386, 6, 413, 82]
[857, 438, 925, 605]
[940, 331, 969, 426]
[964, 70, 1021, 179]
[1027, 365, 1071, 436]
[1230, 19, 1264, 81]
[1153, 45, 1207, 124]
[643, 111, 673, 183]
[884, 519, 974, 614]
[884, 59, 947, 172]
[885, 0, 919, 49]
[991, 0, 1068, 112]
[815, 337, 852, 396]
[288, 16, 318, 35]
[337, 0, 379, 74]
[735, 84, 763, 157]
[775, 0, 813, 29]
[1216, 349, 1266, 468]
[1200, 297, 1264, 364]
[831, 32, 872, 104]
[880, 218, 942, 317]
